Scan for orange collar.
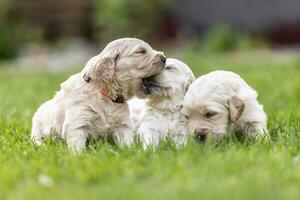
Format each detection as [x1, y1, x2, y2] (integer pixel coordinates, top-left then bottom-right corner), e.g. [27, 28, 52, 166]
[83, 73, 125, 104]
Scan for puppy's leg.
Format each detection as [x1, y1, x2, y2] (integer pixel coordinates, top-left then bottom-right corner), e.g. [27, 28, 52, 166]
[113, 125, 134, 147]
[31, 114, 44, 145]
[169, 120, 189, 148]
[242, 104, 267, 137]
[137, 124, 162, 149]
[245, 122, 267, 137]
[31, 122, 45, 145]
[65, 128, 89, 153]
[170, 133, 188, 148]
[31, 100, 54, 145]
[31, 126, 52, 145]
[62, 106, 91, 153]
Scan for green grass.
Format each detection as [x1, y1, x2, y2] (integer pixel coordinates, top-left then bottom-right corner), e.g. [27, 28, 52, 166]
[0, 50, 300, 200]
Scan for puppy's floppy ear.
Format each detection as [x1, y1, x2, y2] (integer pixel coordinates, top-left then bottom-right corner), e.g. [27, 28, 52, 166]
[94, 53, 120, 83]
[229, 96, 245, 122]
[183, 75, 195, 93]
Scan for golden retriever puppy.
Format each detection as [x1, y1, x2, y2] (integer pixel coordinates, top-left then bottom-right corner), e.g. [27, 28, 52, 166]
[181, 71, 267, 142]
[31, 38, 166, 152]
[129, 58, 195, 149]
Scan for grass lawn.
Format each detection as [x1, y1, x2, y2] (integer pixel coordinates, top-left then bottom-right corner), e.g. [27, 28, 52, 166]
[0, 50, 300, 200]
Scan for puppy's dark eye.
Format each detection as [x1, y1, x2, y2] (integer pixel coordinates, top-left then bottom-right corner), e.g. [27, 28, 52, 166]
[205, 111, 217, 118]
[183, 115, 189, 120]
[135, 49, 146, 54]
[165, 65, 176, 70]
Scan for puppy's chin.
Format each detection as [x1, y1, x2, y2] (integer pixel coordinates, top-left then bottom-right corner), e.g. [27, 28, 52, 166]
[208, 131, 227, 141]
[152, 61, 166, 71]
[127, 78, 153, 99]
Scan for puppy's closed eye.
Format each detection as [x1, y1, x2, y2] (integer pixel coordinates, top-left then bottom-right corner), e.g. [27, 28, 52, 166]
[204, 111, 217, 119]
[135, 48, 147, 54]
[165, 65, 176, 70]
[183, 114, 189, 120]
[165, 66, 174, 70]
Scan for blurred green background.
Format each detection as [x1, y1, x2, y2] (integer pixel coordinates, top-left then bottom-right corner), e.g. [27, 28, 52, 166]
[1, 0, 300, 61]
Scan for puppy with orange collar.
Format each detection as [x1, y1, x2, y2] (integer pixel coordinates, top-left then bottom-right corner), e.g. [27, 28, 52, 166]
[31, 38, 166, 152]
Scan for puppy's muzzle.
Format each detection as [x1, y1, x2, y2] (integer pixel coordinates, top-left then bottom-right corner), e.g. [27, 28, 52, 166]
[160, 55, 166, 65]
[155, 52, 166, 69]
[141, 53, 166, 95]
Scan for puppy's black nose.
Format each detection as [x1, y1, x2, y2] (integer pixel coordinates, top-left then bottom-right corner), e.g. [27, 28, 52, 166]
[195, 129, 208, 142]
[196, 133, 206, 142]
[160, 55, 166, 64]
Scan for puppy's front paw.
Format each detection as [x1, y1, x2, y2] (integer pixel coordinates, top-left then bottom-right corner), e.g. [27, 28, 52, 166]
[114, 128, 134, 148]
[31, 135, 43, 146]
[68, 144, 86, 155]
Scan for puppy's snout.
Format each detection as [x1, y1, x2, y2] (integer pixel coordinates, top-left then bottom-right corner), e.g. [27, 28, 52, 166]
[195, 129, 208, 142]
[160, 55, 166, 65]
[156, 51, 166, 68]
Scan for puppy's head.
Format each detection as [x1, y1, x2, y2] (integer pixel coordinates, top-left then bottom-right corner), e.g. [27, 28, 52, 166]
[181, 72, 246, 141]
[82, 38, 166, 100]
[142, 58, 195, 102]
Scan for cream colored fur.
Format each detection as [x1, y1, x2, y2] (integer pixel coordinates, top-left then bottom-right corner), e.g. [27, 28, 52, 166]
[181, 70, 267, 141]
[129, 58, 195, 149]
[31, 38, 165, 152]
